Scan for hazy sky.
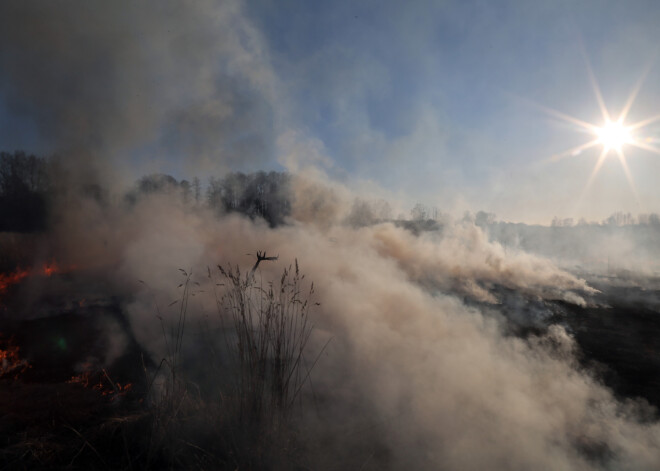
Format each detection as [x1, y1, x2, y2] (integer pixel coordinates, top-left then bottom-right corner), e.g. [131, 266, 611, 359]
[2, 0, 660, 223]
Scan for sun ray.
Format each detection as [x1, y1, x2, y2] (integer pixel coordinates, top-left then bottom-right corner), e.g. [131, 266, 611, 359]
[533, 49, 658, 209]
[620, 54, 658, 122]
[582, 148, 609, 195]
[628, 140, 660, 156]
[537, 104, 600, 132]
[508, 91, 600, 133]
[579, 41, 611, 122]
[575, 148, 609, 212]
[628, 113, 660, 131]
[619, 69, 650, 123]
[615, 148, 642, 207]
[548, 138, 600, 162]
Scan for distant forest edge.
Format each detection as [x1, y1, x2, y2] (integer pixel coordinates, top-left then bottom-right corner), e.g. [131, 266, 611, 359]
[0, 150, 293, 230]
[126, 170, 293, 227]
[2, 150, 660, 234]
[0, 151, 49, 231]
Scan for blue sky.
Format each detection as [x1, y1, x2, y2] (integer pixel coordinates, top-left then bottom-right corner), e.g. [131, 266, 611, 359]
[2, 0, 660, 222]
[245, 0, 660, 221]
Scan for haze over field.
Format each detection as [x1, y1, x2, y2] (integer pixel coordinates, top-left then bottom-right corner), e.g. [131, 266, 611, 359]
[2, 1, 660, 470]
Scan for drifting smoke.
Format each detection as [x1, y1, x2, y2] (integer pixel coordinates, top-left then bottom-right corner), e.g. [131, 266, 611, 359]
[2, 1, 660, 470]
[28, 182, 654, 469]
[101, 197, 658, 470]
[486, 220, 660, 280]
[0, 0, 279, 185]
[370, 221, 597, 305]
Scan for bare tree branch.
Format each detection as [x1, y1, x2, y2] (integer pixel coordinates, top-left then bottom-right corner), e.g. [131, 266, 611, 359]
[249, 250, 278, 278]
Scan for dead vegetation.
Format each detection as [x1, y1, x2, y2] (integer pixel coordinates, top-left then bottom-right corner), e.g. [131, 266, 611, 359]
[0, 255, 320, 470]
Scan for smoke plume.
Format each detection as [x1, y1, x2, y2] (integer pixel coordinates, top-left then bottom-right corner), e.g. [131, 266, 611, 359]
[0, 0, 280, 184]
[53, 191, 658, 469]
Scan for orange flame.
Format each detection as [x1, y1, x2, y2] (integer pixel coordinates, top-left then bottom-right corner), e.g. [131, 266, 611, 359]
[0, 260, 76, 295]
[0, 268, 30, 294]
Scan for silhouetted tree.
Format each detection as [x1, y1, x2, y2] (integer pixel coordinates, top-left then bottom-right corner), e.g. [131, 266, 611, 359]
[373, 199, 392, 221]
[0, 151, 49, 231]
[475, 211, 495, 227]
[192, 177, 201, 205]
[411, 203, 428, 221]
[345, 198, 375, 227]
[125, 173, 190, 206]
[180, 179, 191, 204]
[205, 171, 292, 226]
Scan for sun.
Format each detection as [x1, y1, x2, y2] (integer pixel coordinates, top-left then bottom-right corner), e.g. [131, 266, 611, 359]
[595, 120, 633, 152]
[539, 58, 660, 205]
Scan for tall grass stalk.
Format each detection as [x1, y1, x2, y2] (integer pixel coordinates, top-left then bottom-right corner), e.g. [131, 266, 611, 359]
[142, 258, 319, 468]
[214, 259, 316, 446]
[143, 269, 193, 468]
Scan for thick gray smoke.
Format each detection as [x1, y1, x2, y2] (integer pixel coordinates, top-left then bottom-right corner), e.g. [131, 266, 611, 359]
[0, 0, 279, 184]
[43, 187, 656, 469]
[370, 221, 596, 305]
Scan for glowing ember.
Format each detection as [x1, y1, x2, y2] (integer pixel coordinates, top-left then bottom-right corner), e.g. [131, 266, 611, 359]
[43, 262, 57, 277]
[68, 367, 133, 400]
[0, 268, 30, 294]
[0, 334, 30, 379]
[0, 260, 75, 296]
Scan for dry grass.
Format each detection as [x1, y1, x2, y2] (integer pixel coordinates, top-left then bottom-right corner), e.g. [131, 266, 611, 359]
[0, 256, 320, 470]
[138, 257, 320, 469]
[217, 259, 314, 426]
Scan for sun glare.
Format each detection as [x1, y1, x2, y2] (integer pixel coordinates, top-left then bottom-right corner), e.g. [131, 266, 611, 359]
[541, 56, 660, 207]
[595, 120, 633, 151]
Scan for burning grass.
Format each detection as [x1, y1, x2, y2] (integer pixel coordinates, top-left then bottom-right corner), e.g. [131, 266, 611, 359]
[0, 333, 30, 379]
[0, 255, 321, 469]
[0, 267, 30, 295]
[68, 367, 134, 400]
[0, 260, 72, 295]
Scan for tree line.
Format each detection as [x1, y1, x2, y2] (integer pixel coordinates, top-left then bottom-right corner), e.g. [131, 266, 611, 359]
[0, 151, 294, 231]
[126, 170, 292, 227]
[0, 151, 49, 231]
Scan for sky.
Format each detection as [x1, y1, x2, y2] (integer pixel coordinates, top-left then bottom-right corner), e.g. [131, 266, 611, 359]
[2, 0, 660, 223]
